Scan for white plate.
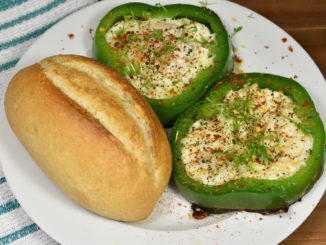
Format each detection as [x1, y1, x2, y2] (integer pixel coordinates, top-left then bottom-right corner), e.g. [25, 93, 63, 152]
[1, 0, 325, 244]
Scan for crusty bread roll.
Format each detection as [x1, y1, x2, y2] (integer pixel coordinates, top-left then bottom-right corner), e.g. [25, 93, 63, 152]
[4, 55, 172, 222]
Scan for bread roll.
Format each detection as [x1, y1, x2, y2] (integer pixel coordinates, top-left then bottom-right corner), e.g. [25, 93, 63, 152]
[4, 55, 172, 222]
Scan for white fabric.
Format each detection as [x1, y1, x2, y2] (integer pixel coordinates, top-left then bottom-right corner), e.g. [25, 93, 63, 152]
[0, 0, 97, 244]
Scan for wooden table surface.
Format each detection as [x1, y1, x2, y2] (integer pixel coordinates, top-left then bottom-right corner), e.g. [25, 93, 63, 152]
[231, 0, 326, 244]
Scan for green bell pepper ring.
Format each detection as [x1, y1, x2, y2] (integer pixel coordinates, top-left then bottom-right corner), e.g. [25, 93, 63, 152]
[170, 73, 325, 212]
[93, 3, 233, 126]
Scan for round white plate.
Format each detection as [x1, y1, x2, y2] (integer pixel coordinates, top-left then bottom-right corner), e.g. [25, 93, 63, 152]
[1, 0, 325, 244]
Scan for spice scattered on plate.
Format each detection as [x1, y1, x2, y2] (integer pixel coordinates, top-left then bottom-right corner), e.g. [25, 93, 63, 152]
[234, 56, 242, 63]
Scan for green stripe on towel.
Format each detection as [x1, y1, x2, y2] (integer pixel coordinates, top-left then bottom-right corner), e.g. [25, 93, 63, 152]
[0, 20, 59, 51]
[0, 0, 29, 11]
[0, 200, 20, 215]
[0, 223, 40, 245]
[0, 59, 19, 72]
[0, 177, 7, 184]
[0, 0, 66, 31]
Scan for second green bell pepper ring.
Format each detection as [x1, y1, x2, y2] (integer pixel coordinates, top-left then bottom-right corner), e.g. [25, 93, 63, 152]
[93, 3, 232, 126]
[170, 73, 325, 212]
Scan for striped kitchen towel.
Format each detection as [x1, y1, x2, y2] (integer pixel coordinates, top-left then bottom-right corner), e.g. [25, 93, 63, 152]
[0, 0, 97, 244]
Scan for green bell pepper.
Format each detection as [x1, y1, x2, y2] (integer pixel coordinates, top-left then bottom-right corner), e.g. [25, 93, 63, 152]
[93, 3, 232, 126]
[170, 73, 325, 212]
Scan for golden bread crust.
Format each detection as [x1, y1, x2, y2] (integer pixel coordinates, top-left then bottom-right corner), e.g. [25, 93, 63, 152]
[4, 55, 172, 221]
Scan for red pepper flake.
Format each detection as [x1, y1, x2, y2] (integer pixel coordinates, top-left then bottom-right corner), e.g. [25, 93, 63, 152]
[89, 28, 93, 34]
[259, 217, 263, 220]
[169, 89, 177, 95]
[282, 37, 287, 43]
[217, 81, 223, 84]
[240, 79, 245, 84]
[68, 33, 74, 39]
[159, 104, 165, 108]
[234, 56, 242, 63]
[264, 45, 269, 49]
[303, 101, 311, 107]
[288, 46, 293, 52]
[281, 56, 285, 60]
[123, 33, 128, 43]
[216, 224, 220, 228]
[214, 87, 219, 91]
[232, 79, 237, 84]
[184, 32, 189, 37]
[185, 58, 190, 63]
[177, 137, 180, 141]
[178, 203, 182, 207]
